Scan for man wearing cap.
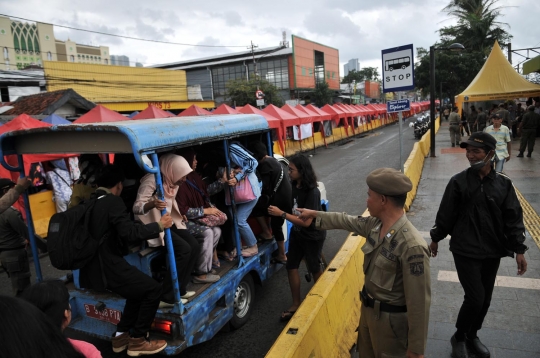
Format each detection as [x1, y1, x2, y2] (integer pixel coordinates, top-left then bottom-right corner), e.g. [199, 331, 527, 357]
[448, 106, 461, 147]
[430, 132, 527, 358]
[474, 107, 488, 133]
[496, 103, 511, 127]
[297, 168, 431, 358]
[517, 105, 540, 158]
[0, 177, 31, 215]
[0, 178, 31, 295]
[483, 113, 511, 172]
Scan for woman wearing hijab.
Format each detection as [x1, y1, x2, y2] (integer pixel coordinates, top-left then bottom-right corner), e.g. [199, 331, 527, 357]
[46, 159, 73, 213]
[133, 154, 203, 304]
[176, 149, 222, 281]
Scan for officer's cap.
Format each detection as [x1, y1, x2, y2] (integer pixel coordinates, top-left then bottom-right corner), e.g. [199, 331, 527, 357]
[366, 168, 412, 196]
[460, 132, 496, 150]
[0, 178, 16, 190]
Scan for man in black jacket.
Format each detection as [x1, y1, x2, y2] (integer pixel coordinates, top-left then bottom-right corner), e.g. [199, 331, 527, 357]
[430, 132, 528, 358]
[79, 165, 173, 356]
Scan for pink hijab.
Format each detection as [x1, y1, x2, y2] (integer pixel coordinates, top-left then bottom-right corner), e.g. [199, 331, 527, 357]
[159, 154, 192, 199]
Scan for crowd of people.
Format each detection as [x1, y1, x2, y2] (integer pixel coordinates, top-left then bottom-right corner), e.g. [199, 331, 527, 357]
[443, 98, 540, 172]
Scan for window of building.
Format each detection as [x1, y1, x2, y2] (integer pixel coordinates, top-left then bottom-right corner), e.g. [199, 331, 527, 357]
[3, 47, 8, 59]
[104, 59, 108, 64]
[69, 55, 74, 62]
[314, 51, 325, 84]
[11, 22, 40, 55]
[47, 51, 52, 60]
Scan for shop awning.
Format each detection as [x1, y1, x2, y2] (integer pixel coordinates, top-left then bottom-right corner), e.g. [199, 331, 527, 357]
[239, 104, 285, 154]
[132, 105, 174, 120]
[263, 104, 300, 128]
[281, 104, 312, 125]
[177, 105, 214, 117]
[213, 104, 242, 115]
[74, 105, 130, 123]
[305, 104, 332, 120]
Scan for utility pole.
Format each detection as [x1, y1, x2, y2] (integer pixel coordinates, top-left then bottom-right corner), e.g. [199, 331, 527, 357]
[248, 41, 259, 79]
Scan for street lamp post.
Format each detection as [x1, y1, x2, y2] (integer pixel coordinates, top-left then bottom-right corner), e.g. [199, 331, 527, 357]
[430, 43, 465, 157]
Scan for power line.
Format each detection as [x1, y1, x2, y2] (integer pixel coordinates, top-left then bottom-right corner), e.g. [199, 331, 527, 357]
[1, 14, 247, 48]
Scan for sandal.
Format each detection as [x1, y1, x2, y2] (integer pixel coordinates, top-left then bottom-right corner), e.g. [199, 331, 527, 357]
[271, 258, 287, 265]
[212, 259, 221, 269]
[257, 234, 275, 242]
[280, 310, 296, 322]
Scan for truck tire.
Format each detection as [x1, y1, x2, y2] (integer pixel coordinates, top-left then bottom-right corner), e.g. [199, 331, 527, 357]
[229, 274, 255, 329]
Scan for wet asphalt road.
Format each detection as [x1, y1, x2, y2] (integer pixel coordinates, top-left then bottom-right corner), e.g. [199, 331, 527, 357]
[0, 117, 418, 357]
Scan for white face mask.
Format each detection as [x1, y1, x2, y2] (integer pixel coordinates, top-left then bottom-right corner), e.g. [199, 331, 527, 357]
[470, 152, 491, 171]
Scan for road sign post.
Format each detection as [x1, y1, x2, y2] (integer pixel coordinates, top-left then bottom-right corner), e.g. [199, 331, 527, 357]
[382, 44, 415, 173]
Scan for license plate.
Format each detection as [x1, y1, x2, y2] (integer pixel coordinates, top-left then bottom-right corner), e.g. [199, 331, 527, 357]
[84, 304, 122, 325]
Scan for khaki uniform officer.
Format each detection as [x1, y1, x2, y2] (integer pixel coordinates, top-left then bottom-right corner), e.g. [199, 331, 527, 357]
[297, 168, 431, 358]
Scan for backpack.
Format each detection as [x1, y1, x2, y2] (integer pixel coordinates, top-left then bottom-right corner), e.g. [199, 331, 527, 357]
[47, 196, 105, 270]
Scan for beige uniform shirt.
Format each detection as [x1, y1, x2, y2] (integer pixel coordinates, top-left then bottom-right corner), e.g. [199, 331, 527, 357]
[448, 112, 460, 124]
[315, 212, 431, 354]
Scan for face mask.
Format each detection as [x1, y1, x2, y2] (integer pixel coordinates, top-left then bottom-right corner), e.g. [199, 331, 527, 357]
[469, 152, 491, 171]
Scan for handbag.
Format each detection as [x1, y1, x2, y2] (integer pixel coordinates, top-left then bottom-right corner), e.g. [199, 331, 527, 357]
[225, 176, 256, 205]
[185, 179, 228, 227]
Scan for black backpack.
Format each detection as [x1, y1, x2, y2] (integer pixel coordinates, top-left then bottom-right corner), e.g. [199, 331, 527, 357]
[47, 197, 104, 270]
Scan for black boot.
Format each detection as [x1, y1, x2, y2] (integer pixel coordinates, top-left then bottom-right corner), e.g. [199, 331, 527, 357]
[517, 152, 524, 157]
[527, 152, 532, 157]
[466, 336, 490, 358]
[451, 334, 468, 358]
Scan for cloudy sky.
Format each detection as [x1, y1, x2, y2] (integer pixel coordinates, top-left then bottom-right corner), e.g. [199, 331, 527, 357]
[2, 0, 538, 74]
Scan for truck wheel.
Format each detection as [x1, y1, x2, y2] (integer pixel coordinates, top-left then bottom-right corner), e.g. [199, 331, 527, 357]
[229, 274, 255, 329]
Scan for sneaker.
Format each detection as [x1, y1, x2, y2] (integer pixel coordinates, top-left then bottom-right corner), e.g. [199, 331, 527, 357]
[111, 332, 130, 353]
[159, 299, 187, 308]
[241, 245, 258, 257]
[181, 291, 196, 299]
[127, 336, 167, 357]
[192, 273, 220, 284]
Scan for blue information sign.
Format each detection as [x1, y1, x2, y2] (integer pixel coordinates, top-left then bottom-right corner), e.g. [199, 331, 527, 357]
[386, 99, 411, 113]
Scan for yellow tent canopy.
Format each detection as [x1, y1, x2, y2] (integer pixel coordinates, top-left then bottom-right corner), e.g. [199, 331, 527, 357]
[455, 41, 540, 108]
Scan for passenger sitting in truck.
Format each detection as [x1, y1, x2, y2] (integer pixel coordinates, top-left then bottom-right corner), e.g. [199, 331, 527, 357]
[133, 154, 204, 301]
[177, 148, 224, 278]
[79, 164, 172, 356]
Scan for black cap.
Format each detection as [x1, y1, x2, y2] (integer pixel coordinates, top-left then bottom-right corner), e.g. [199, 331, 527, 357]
[0, 178, 16, 190]
[490, 113, 501, 119]
[460, 132, 496, 150]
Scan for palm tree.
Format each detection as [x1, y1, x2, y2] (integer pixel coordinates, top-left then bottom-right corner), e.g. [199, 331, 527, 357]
[440, 0, 512, 54]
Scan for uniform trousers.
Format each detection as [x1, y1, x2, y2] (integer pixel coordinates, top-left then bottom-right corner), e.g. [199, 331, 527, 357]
[194, 226, 221, 274]
[0, 248, 31, 295]
[453, 253, 500, 335]
[358, 304, 408, 358]
[519, 129, 537, 154]
[449, 124, 461, 145]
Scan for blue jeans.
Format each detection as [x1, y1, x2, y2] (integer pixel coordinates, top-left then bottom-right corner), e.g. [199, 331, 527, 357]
[494, 157, 505, 172]
[232, 198, 258, 247]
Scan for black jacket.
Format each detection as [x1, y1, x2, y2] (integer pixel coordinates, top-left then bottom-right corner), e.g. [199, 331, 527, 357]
[431, 168, 527, 259]
[79, 188, 162, 291]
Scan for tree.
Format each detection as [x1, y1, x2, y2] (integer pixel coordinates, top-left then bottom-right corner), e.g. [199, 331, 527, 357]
[312, 81, 334, 107]
[414, 0, 512, 103]
[440, 0, 512, 54]
[341, 67, 381, 84]
[341, 69, 364, 84]
[225, 77, 283, 107]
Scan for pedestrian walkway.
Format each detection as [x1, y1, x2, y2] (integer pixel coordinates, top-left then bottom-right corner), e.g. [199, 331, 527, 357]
[407, 121, 540, 358]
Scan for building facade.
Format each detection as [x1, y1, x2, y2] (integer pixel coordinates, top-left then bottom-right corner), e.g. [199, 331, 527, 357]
[0, 15, 110, 70]
[111, 55, 130, 66]
[343, 58, 360, 76]
[153, 35, 340, 105]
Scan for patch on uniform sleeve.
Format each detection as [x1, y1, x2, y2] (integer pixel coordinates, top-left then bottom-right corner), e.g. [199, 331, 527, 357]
[407, 254, 424, 262]
[389, 238, 398, 252]
[409, 262, 424, 276]
[356, 216, 367, 222]
[381, 247, 397, 261]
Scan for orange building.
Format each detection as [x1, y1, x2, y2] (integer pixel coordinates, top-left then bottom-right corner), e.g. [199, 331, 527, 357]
[291, 35, 340, 90]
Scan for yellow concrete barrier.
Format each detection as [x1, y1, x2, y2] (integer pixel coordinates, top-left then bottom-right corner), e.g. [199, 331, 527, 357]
[266, 234, 365, 358]
[267, 116, 440, 357]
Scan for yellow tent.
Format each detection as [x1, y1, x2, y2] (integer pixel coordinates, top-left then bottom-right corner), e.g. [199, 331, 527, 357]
[455, 41, 540, 108]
